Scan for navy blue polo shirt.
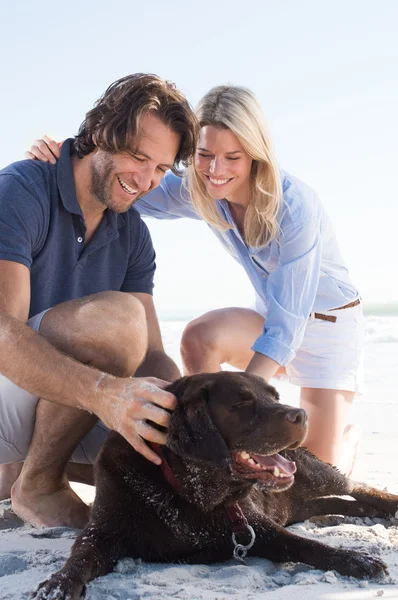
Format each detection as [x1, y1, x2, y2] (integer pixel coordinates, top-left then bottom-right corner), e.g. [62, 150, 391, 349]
[0, 139, 156, 318]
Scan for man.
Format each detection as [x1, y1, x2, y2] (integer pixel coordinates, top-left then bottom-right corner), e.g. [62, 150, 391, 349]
[0, 74, 198, 528]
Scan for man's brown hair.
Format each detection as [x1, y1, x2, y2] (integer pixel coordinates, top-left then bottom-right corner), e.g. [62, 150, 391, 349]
[73, 73, 199, 174]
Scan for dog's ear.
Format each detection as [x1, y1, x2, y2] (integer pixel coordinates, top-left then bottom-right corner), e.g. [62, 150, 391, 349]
[167, 377, 230, 469]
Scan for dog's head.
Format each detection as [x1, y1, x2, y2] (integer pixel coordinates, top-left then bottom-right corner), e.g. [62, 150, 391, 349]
[167, 371, 308, 492]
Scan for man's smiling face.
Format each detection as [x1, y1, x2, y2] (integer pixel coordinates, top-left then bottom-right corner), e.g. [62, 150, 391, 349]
[90, 112, 180, 213]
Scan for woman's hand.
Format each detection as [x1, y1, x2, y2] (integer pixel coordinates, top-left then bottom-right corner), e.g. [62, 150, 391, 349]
[25, 135, 61, 164]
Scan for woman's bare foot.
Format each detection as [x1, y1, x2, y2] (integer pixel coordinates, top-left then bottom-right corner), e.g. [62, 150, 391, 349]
[339, 424, 362, 478]
[11, 474, 90, 528]
[0, 463, 23, 500]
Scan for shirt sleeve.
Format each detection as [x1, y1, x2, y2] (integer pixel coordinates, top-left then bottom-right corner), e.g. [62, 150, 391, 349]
[121, 217, 156, 294]
[0, 173, 46, 268]
[136, 171, 201, 220]
[251, 204, 323, 366]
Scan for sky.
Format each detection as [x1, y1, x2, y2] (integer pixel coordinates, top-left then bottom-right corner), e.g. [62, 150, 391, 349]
[1, 0, 397, 313]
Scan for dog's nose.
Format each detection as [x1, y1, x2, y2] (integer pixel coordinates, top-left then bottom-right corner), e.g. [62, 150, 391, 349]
[285, 409, 307, 426]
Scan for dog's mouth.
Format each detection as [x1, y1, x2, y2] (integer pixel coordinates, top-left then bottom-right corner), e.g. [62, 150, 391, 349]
[231, 450, 296, 487]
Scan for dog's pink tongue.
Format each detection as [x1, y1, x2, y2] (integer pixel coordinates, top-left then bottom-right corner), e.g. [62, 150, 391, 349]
[252, 453, 296, 475]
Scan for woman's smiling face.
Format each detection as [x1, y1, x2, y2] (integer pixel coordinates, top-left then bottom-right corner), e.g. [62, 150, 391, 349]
[194, 125, 253, 204]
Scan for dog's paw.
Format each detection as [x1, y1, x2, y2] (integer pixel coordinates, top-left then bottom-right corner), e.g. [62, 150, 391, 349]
[341, 551, 388, 579]
[31, 573, 85, 600]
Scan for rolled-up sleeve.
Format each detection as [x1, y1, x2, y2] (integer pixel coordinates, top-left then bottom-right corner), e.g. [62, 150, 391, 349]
[251, 203, 323, 365]
[136, 172, 201, 220]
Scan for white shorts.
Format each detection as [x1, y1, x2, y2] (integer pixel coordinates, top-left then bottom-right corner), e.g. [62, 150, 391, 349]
[256, 301, 365, 393]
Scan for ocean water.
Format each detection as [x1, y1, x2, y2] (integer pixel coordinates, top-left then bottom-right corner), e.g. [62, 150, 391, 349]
[159, 313, 398, 490]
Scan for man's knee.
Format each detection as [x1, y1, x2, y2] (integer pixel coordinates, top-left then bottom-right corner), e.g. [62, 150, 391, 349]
[39, 292, 148, 377]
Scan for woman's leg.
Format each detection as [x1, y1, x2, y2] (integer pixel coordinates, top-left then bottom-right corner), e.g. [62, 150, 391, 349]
[180, 308, 266, 374]
[299, 387, 359, 475]
[181, 308, 362, 472]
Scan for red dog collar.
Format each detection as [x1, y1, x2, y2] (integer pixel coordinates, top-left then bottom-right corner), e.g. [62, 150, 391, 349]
[148, 442, 256, 563]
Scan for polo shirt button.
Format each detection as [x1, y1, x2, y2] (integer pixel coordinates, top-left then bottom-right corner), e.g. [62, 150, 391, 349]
[77, 237, 83, 243]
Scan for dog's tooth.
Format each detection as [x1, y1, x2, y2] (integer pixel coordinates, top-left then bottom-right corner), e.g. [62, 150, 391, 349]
[240, 451, 250, 459]
[248, 458, 256, 465]
[273, 466, 280, 477]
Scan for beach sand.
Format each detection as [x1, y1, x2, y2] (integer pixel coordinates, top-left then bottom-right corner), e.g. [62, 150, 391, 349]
[1, 316, 397, 599]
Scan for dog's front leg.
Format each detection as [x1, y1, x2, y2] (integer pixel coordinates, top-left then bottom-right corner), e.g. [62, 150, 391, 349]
[251, 518, 387, 579]
[32, 525, 123, 600]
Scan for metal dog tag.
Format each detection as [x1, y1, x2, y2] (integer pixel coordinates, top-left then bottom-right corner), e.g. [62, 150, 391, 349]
[233, 544, 248, 565]
[232, 524, 256, 565]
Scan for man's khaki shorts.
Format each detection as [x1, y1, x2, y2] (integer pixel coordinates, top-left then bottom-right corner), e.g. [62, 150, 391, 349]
[0, 309, 109, 465]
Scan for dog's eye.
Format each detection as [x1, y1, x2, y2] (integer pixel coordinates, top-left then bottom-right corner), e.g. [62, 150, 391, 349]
[231, 398, 254, 410]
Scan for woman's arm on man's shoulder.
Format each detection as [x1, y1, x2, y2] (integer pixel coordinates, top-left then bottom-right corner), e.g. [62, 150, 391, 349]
[137, 171, 201, 221]
[25, 135, 61, 164]
[25, 136, 201, 221]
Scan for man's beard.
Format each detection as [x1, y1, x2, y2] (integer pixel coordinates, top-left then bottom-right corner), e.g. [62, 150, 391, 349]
[90, 153, 138, 213]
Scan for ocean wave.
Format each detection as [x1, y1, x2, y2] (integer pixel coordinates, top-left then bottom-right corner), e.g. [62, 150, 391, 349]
[160, 315, 398, 345]
[365, 316, 398, 344]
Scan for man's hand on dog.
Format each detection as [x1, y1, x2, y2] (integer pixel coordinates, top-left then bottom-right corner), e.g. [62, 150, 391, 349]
[94, 376, 176, 465]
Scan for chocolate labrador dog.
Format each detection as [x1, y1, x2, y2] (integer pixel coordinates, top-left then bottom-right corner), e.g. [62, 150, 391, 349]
[33, 372, 398, 599]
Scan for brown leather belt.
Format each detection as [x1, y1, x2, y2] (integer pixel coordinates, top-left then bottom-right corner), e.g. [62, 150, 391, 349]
[313, 298, 361, 323]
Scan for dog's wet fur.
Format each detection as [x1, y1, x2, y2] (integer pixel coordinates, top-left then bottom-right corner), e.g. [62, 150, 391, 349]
[33, 372, 398, 599]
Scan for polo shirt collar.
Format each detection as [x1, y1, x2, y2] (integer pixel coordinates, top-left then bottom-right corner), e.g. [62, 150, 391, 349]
[56, 139, 82, 216]
[56, 138, 125, 231]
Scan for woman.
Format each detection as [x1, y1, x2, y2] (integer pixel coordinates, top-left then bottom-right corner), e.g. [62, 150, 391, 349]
[26, 85, 364, 475]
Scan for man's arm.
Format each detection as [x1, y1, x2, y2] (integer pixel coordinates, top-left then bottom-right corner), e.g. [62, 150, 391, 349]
[131, 292, 181, 382]
[0, 260, 93, 406]
[0, 261, 176, 464]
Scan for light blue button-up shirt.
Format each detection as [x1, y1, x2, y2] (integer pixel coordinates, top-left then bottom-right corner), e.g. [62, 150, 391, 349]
[136, 170, 359, 366]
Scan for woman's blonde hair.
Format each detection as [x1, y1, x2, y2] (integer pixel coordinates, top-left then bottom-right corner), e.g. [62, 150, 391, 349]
[186, 85, 282, 247]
